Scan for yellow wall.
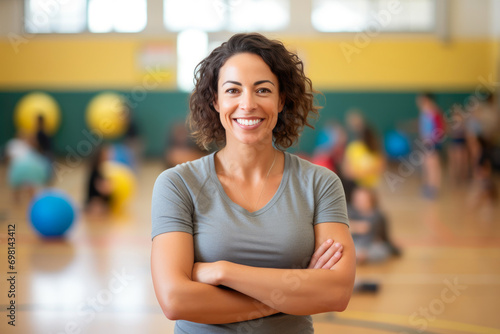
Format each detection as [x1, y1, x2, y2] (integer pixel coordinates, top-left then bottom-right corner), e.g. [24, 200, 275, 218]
[0, 37, 176, 89]
[494, 40, 500, 90]
[0, 36, 495, 91]
[284, 38, 493, 91]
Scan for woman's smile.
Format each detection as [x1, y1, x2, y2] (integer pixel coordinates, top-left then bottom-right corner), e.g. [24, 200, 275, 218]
[233, 117, 264, 128]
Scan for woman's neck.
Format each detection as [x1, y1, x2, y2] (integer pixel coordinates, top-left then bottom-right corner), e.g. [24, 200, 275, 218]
[219, 141, 277, 181]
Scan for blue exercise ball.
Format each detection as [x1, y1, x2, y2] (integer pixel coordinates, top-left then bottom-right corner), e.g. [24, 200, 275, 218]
[316, 127, 337, 151]
[110, 144, 135, 169]
[29, 190, 77, 238]
[384, 131, 411, 158]
[8, 151, 50, 188]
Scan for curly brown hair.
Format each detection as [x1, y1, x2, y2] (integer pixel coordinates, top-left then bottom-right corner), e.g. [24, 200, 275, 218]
[187, 33, 320, 150]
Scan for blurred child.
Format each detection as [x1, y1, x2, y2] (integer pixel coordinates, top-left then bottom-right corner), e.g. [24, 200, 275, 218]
[5, 132, 46, 203]
[343, 125, 386, 190]
[311, 121, 347, 173]
[348, 187, 401, 264]
[164, 123, 207, 168]
[447, 105, 469, 184]
[35, 114, 55, 183]
[341, 111, 385, 204]
[84, 145, 112, 216]
[122, 106, 143, 164]
[416, 93, 445, 199]
[345, 109, 366, 140]
[467, 142, 498, 219]
[5, 132, 33, 163]
[35, 114, 52, 158]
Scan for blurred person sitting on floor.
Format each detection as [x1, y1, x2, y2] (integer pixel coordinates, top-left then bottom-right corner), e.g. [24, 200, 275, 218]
[348, 187, 401, 264]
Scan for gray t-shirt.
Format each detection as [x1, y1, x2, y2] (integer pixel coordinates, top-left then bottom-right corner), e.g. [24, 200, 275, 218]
[151, 150, 349, 334]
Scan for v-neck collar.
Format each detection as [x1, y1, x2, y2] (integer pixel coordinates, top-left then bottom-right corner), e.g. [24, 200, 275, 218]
[209, 150, 290, 217]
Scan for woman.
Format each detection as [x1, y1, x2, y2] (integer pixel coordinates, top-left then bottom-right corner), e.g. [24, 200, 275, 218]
[151, 33, 355, 333]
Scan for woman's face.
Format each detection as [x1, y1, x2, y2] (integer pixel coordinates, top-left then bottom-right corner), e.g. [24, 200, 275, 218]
[213, 52, 284, 147]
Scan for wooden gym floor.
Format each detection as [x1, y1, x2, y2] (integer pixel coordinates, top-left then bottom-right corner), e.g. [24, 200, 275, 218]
[0, 159, 499, 334]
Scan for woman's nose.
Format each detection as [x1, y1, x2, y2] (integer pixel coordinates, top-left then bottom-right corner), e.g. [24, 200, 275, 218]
[239, 91, 257, 111]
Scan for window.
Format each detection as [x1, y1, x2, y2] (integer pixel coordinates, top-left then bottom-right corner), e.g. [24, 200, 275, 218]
[25, 0, 87, 33]
[25, 0, 147, 33]
[164, 0, 225, 32]
[227, 0, 290, 32]
[163, 0, 289, 32]
[88, 0, 147, 33]
[177, 30, 209, 92]
[380, 0, 435, 32]
[312, 0, 435, 33]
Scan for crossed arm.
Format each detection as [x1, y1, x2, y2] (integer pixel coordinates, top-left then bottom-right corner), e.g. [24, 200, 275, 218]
[151, 222, 356, 324]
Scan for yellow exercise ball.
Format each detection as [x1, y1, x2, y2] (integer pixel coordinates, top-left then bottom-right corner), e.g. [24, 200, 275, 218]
[14, 92, 61, 135]
[102, 161, 136, 212]
[346, 141, 383, 188]
[86, 93, 128, 139]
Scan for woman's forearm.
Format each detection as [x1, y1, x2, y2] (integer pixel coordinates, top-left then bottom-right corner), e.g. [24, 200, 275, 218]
[151, 232, 280, 324]
[159, 279, 279, 324]
[217, 261, 354, 315]
[190, 233, 355, 316]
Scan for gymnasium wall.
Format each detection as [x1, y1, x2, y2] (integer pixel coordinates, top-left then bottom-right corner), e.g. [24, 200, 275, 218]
[0, 37, 494, 91]
[0, 90, 472, 157]
[0, 0, 498, 157]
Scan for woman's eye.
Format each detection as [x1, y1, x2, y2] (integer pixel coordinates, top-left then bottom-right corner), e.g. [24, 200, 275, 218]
[257, 88, 271, 94]
[226, 88, 239, 94]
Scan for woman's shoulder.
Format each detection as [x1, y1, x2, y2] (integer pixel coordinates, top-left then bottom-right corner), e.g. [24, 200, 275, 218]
[155, 153, 214, 186]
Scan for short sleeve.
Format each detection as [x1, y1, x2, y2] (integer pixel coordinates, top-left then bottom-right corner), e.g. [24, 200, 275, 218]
[151, 169, 194, 240]
[313, 168, 349, 227]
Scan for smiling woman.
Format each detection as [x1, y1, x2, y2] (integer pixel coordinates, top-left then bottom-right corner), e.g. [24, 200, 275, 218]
[188, 33, 319, 150]
[151, 33, 356, 334]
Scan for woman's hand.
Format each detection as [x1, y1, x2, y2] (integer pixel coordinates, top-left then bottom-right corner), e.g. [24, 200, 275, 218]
[193, 239, 343, 286]
[192, 261, 225, 286]
[308, 239, 343, 269]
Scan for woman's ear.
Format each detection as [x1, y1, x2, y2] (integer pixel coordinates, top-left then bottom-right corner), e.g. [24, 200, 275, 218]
[278, 95, 285, 113]
[212, 95, 220, 113]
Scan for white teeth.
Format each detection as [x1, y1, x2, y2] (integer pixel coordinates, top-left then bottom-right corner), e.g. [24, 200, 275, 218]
[236, 119, 262, 126]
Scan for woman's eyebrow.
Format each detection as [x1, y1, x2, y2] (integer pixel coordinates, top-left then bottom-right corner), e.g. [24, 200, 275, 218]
[254, 80, 275, 86]
[222, 80, 275, 86]
[222, 80, 242, 86]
